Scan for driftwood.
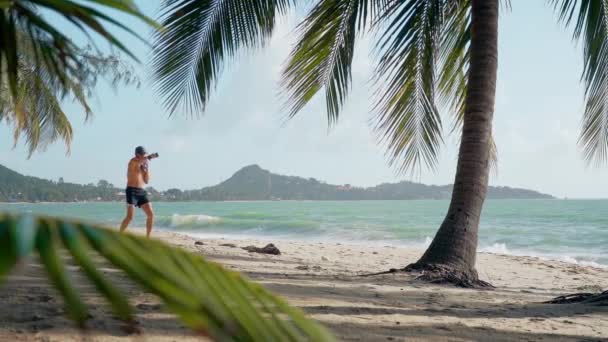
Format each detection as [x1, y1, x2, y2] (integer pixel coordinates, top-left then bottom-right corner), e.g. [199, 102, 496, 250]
[242, 243, 281, 255]
[546, 290, 608, 305]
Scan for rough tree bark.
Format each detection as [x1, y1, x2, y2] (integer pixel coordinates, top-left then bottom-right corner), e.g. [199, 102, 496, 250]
[404, 0, 499, 288]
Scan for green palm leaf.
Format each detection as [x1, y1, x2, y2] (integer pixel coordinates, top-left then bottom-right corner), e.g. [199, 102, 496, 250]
[550, 0, 608, 165]
[436, 0, 469, 127]
[372, 0, 452, 173]
[0, 0, 154, 100]
[0, 0, 150, 156]
[0, 28, 140, 156]
[152, 0, 293, 117]
[281, 0, 389, 123]
[0, 212, 335, 341]
[151, 0, 505, 174]
[3, 61, 75, 156]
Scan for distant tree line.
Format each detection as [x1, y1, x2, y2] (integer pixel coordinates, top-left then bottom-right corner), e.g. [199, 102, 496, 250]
[0, 164, 120, 202]
[0, 164, 553, 203]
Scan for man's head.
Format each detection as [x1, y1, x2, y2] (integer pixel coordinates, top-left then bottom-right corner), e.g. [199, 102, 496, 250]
[135, 146, 147, 158]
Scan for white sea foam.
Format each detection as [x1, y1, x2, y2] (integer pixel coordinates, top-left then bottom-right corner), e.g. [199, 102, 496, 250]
[558, 256, 607, 269]
[423, 236, 433, 248]
[162, 214, 223, 228]
[478, 243, 608, 269]
[480, 243, 510, 255]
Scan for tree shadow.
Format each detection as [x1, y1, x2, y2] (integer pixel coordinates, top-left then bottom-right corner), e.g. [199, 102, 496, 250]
[324, 321, 607, 342]
[1, 253, 606, 341]
[251, 273, 607, 320]
[0, 259, 200, 339]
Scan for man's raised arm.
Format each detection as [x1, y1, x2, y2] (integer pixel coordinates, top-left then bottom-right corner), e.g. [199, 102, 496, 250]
[142, 161, 150, 184]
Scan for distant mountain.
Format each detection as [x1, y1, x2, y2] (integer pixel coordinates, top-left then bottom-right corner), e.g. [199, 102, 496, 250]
[0, 163, 553, 203]
[191, 164, 554, 201]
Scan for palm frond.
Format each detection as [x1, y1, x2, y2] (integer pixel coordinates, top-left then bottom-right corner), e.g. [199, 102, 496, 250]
[0, 0, 154, 99]
[0, 32, 140, 156]
[437, 0, 469, 129]
[0, 213, 335, 341]
[9, 65, 75, 156]
[372, 0, 455, 173]
[281, 0, 389, 123]
[489, 135, 498, 174]
[153, 0, 293, 117]
[551, 0, 608, 165]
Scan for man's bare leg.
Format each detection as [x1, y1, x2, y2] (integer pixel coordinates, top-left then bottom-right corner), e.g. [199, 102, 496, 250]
[141, 203, 154, 238]
[120, 205, 135, 233]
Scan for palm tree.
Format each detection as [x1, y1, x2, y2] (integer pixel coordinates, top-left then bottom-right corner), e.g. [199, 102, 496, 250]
[0, 1, 335, 339]
[153, 0, 608, 287]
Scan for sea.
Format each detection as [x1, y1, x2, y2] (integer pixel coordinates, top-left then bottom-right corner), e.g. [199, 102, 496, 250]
[1, 200, 606, 268]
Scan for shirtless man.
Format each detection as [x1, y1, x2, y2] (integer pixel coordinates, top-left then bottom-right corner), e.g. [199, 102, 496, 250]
[119, 146, 155, 238]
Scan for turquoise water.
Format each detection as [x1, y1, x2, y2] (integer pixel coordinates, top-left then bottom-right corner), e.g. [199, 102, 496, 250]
[1, 200, 606, 267]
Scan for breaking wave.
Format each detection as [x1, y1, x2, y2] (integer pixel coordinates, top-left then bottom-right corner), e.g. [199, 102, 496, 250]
[479, 242, 607, 269]
[156, 214, 223, 228]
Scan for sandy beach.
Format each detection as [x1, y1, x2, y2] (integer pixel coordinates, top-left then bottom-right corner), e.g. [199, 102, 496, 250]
[1, 229, 606, 341]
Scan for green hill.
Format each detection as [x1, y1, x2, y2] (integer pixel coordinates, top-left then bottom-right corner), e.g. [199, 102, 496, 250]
[194, 165, 554, 200]
[0, 164, 119, 202]
[0, 163, 553, 202]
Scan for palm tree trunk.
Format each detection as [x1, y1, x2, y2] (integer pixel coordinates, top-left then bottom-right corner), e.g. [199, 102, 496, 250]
[405, 0, 498, 288]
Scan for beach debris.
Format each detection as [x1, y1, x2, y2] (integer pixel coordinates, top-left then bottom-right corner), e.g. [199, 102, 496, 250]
[26, 294, 53, 302]
[122, 320, 142, 335]
[546, 290, 608, 305]
[296, 265, 323, 272]
[32, 323, 54, 332]
[242, 243, 281, 255]
[220, 243, 237, 248]
[136, 303, 162, 311]
[13, 313, 45, 323]
[194, 240, 205, 246]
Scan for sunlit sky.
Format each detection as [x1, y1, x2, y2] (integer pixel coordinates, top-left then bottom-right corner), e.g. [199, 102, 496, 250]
[0, 1, 606, 199]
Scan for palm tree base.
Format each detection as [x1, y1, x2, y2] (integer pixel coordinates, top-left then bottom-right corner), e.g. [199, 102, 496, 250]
[403, 262, 493, 289]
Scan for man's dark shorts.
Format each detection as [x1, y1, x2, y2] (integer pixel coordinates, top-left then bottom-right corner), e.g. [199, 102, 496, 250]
[125, 187, 150, 208]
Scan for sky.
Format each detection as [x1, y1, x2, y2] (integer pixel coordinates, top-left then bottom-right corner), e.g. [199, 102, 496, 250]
[0, 1, 606, 199]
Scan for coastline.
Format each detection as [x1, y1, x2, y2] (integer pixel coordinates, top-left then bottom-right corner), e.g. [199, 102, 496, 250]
[1, 228, 606, 341]
[0, 198, 559, 204]
[177, 230, 608, 271]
